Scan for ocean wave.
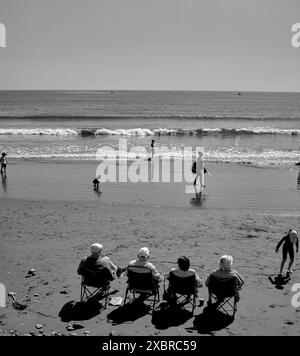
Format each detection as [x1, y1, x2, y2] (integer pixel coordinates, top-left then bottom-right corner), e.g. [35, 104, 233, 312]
[0, 128, 78, 136]
[7, 148, 300, 166]
[1, 127, 299, 137]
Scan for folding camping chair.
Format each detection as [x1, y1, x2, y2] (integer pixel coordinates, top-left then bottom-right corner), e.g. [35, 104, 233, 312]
[207, 274, 238, 318]
[164, 270, 197, 314]
[124, 265, 160, 311]
[80, 267, 112, 308]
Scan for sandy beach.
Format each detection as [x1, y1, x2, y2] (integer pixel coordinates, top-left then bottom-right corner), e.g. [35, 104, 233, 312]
[1, 160, 300, 336]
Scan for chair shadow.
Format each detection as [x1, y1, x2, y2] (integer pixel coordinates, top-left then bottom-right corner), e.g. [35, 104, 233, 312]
[58, 299, 101, 322]
[268, 275, 291, 290]
[192, 306, 234, 334]
[151, 302, 193, 330]
[107, 300, 151, 325]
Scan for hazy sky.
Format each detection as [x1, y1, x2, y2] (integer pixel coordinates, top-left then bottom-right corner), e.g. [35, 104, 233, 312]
[0, 0, 300, 91]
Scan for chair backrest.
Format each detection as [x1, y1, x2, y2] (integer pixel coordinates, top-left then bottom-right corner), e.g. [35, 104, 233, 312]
[127, 265, 155, 291]
[208, 274, 237, 298]
[82, 266, 113, 288]
[168, 270, 196, 295]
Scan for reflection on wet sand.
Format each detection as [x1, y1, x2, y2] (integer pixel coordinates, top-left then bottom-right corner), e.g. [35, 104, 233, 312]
[190, 185, 206, 207]
[1, 173, 7, 192]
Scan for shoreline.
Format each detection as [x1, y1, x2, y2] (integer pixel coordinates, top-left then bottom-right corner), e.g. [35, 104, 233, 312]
[1, 160, 299, 213]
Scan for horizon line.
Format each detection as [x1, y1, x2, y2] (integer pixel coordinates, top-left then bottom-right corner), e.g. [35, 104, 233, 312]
[0, 89, 300, 94]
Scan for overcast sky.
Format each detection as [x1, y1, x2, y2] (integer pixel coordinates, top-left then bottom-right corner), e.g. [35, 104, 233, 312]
[0, 0, 300, 91]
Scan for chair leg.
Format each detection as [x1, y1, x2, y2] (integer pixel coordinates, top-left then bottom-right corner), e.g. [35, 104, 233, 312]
[152, 293, 156, 312]
[124, 288, 129, 305]
[192, 294, 196, 314]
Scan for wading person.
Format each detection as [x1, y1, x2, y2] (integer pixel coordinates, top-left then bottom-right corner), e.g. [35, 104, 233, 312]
[193, 151, 205, 187]
[0, 153, 7, 175]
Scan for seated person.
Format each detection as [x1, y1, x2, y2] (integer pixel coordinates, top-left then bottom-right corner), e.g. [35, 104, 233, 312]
[165, 256, 202, 303]
[127, 247, 163, 284]
[205, 255, 244, 303]
[77, 243, 121, 281]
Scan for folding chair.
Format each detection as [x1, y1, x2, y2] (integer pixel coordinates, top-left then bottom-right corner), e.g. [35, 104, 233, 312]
[124, 265, 160, 311]
[164, 270, 197, 314]
[207, 274, 238, 318]
[80, 267, 112, 308]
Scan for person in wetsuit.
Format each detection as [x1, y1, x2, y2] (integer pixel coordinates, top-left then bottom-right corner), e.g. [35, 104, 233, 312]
[275, 229, 299, 276]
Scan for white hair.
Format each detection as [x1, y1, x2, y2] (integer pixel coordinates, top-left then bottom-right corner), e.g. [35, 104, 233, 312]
[219, 255, 233, 270]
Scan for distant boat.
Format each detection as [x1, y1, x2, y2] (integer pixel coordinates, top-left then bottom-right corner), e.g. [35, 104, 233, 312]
[237, 92, 242, 96]
[110, 91, 114, 94]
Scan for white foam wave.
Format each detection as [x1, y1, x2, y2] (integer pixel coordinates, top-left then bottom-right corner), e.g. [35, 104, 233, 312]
[0, 127, 299, 136]
[0, 128, 78, 136]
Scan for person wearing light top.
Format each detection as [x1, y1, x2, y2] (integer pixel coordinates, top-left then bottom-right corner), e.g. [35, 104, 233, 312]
[127, 247, 163, 283]
[193, 151, 205, 187]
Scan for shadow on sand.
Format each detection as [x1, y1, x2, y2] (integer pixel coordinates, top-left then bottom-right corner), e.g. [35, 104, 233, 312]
[59, 299, 102, 322]
[192, 306, 234, 335]
[151, 302, 194, 329]
[107, 300, 151, 325]
[268, 275, 291, 290]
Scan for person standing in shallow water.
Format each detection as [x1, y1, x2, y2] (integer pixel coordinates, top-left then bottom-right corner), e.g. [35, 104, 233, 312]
[275, 229, 299, 276]
[193, 151, 205, 187]
[151, 139, 155, 160]
[0, 153, 7, 175]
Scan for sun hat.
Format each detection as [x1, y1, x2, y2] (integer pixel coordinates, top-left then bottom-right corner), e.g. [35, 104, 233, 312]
[137, 247, 149, 259]
[90, 243, 103, 254]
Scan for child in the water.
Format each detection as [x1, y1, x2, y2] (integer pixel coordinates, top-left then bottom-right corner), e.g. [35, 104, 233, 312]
[275, 229, 299, 276]
[93, 175, 101, 190]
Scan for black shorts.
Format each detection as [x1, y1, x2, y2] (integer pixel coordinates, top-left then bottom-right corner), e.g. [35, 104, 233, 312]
[282, 243, 294, 260]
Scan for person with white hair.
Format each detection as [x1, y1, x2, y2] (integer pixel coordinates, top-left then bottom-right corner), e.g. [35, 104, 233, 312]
[127, 247, 163, 283]
[77, 243, 120, 279]
[193, 151, 205, 187]
[205, 255, 244, 301]
[275, 229, 299, 276]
